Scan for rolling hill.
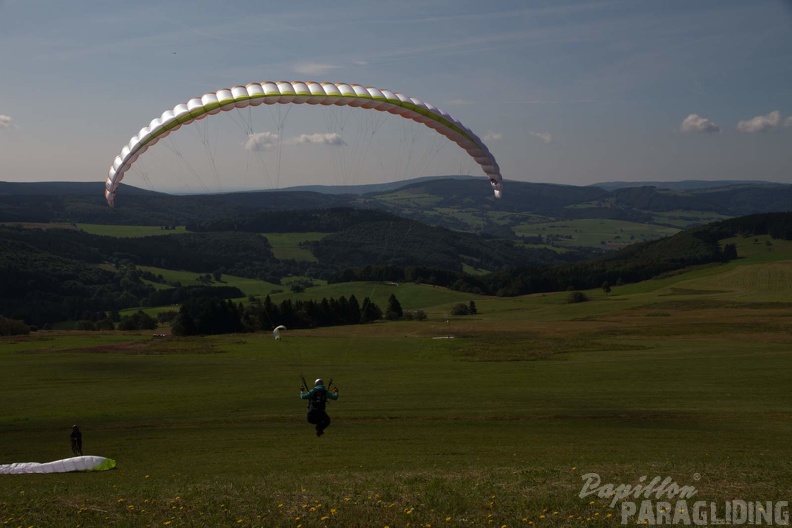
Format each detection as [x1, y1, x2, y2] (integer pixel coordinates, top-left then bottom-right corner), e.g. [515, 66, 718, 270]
[3, 178, 791, 232]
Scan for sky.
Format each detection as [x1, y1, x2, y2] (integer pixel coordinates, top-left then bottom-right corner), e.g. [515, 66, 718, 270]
[0, 0, 791, 197]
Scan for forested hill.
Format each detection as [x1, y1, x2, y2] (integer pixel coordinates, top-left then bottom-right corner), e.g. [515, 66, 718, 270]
[3, 211, 792, 326]
[2, 179, 791, 228]
[477, 212, 792, 296]
[186, 207, 399, 233]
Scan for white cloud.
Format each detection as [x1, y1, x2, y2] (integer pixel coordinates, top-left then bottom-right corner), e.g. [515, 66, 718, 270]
[0, 114, 13, 128]
[785, 116, 792, 128]
[292, 62, 338, 76]
[528, 131, 552, 144]
[286, 133, 345, 146]
[244, 131, 279, 151]
[737, 110, 782, 133]
[483, 131, 503, 141]
[245, 131, 345, 151]
[680, 113, 720, 134]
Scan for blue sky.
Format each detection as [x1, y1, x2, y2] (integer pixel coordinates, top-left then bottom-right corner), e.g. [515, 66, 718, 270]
[1, 0, 790, 196]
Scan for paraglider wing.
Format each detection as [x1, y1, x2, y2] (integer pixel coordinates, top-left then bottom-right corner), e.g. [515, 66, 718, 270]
[0, 456, 116, 475]
[273, 325, 287, 340]
[104, 81, 503, 206]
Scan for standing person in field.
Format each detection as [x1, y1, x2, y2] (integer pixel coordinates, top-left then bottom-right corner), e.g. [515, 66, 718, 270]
[300, 379, 339, 437]
[70, 425, 83, 456]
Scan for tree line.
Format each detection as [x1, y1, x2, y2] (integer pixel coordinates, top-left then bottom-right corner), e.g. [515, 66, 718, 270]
[170, 294, 384, 336]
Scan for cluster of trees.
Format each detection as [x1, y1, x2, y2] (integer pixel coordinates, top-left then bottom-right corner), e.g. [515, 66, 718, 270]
[450, 301, 478, 316]
[170, 294, 386, 336]
[73, 309, 158, 332]
[0, 235, 157, 326]
[144, 285, 244, 307]
[0, 315, 29, 336]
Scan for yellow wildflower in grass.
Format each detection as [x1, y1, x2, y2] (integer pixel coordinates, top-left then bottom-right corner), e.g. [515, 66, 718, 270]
[446, 516, 452, 522]
[321, 516, 330, 521]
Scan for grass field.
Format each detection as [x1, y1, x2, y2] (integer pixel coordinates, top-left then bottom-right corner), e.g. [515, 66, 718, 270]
[262, 233, 329, 263]
[78, 224, 189, 237]
[513, 219, 680, 250]
[136, 266, 284, 298]
[2, 237, 792, 527]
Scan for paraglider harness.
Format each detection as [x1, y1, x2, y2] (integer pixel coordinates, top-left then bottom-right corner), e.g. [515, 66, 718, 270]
[302, 376, 333, 413]
[308, 388, 328, 412]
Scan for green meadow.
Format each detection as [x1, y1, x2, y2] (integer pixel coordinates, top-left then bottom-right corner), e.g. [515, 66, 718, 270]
[263, 232, 329, 262]
[514, 219, 681, 250]
[2, 236, 792, 527]
[78, 224, 189, 237]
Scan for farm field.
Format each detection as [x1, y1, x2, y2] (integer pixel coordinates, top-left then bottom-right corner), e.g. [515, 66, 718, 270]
[78, 224, 188, 237]
[513, 219, 680, 250]
[76, 216, 686, 254]
[2, 237, 792, 527]
[136, 266, 284, 298]
[262, 232, 329, 262]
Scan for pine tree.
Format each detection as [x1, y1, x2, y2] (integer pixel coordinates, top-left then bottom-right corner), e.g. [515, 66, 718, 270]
[386, 294, 403, 320]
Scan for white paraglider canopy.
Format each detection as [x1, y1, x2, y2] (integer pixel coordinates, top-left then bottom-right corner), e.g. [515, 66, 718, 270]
[273, 324, 287, 340]
[105, 81, 503, 206]
[0, 456, 116, 475]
